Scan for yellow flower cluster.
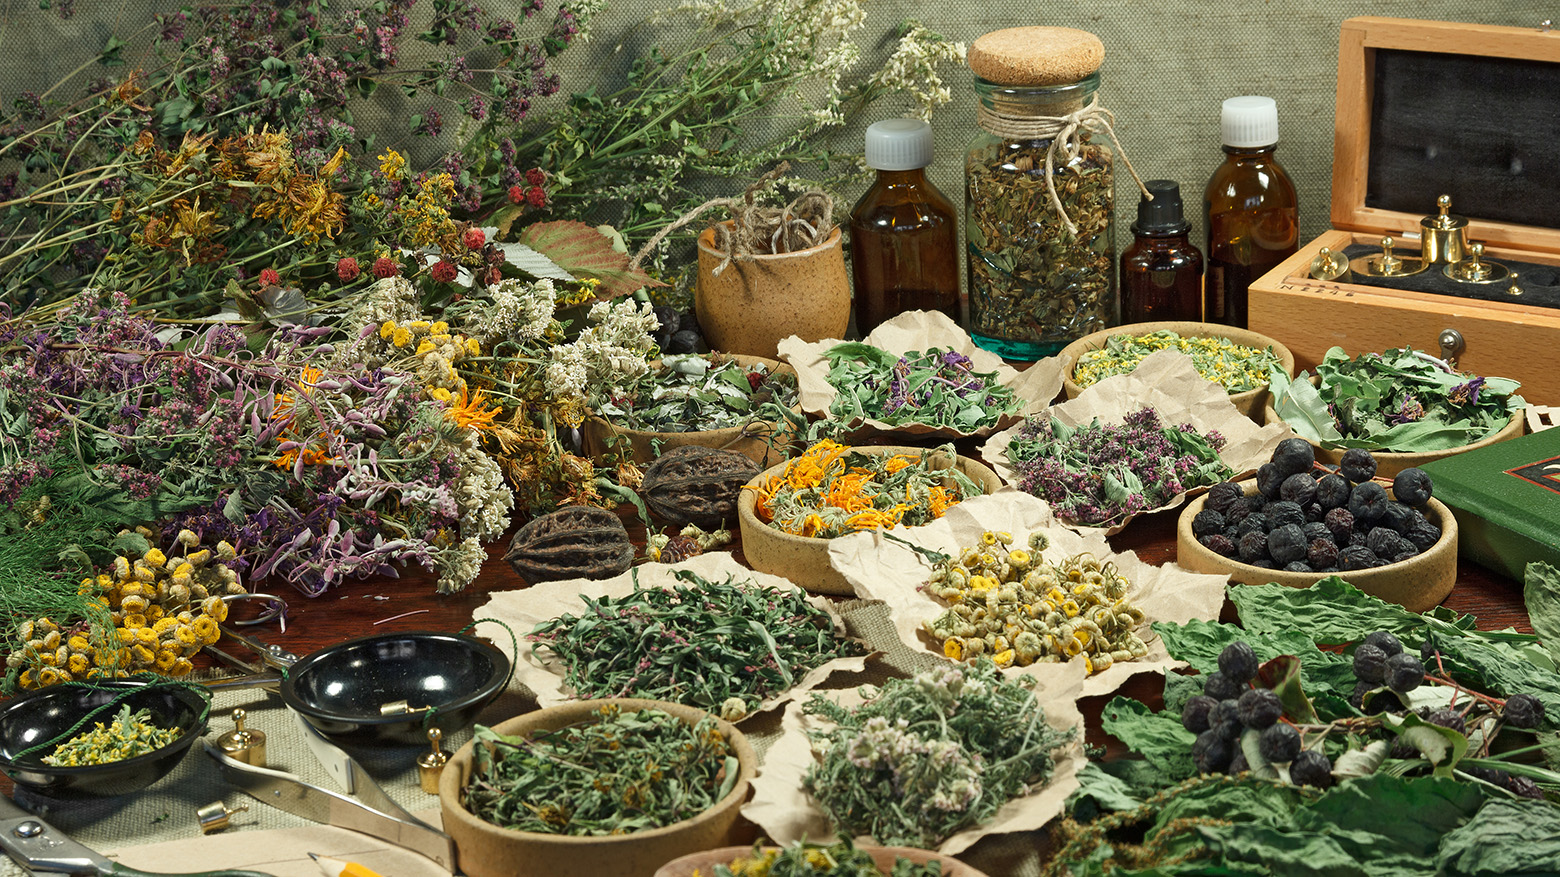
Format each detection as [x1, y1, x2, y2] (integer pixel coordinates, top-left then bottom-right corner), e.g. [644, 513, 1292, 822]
[922, 531, 1149, 674]
[379, 319, 503, 432]
[399, 173, 459, 250]
[4, 528, 246, 689]
[41, 705, 182, 767]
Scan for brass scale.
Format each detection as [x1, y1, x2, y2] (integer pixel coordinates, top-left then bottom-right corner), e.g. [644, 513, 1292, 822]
[1309, 194, 1528, 296]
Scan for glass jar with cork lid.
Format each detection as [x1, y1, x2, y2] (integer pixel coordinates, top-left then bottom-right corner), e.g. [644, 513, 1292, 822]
[965, 27, 1147, 360]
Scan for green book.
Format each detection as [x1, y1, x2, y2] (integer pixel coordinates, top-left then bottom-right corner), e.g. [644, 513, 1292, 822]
[1421, 427, 1560, 583]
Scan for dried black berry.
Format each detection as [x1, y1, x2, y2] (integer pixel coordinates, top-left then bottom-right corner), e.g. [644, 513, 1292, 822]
[1425, 708, 1466, 735]
[1348, 679, 1374, 709]
[1280, 473, 1317, 506]
[1250, 559, 1278, 570]
[1508, 776, 1545, 799]
[1339, 545, 1380, 570]
[1353, 643, 1389, 683]
[1207, 481, 1245, 514]
[1289, 749, 1333, 788]
[1405, 521, 1442, 551]
[667, 329, 701, 354]
[1256, 462, 1285, 499]
[1380, 502, 1416, 535]
[1503, 693, 1545, 729]
[1303, 522, 1332, 543]
[1192, 508, 1227, 539]
[1366, 526, 1414, 561]
[1390, 736, 1421, 759]
[1209, 698, 1244, 739]
[1324, 507, 1355, 543]
[1307, 539, 1340, 570]
[1237, 688, 1283, 729]
[1238, 530, 1269, 564]
[1203, 670, 1247, 702]
[651, 305, 681, 334]
[1316, 473, 1352, 510]
[1363, 631, 1404, 657]
[1227, 749, 1249, 775]
[1386, 652, 1425, 693]
[1219, 641, 1261, 682]
[1463, 765, 1512, 787]
[1305, 502, 1325, 523]
[1272, 437, 1316, 477]
[1267, 523, 1309, 566]
[1258, 722, 1302, 763]
[1393, 467, 1434, 506]
[1182, 694, 1219, 733]
[1193, 729, 1234, 774]
[1391, 548, 1419, 564]
[1225, 496, 1255, 526]
[1235, 513, 1269, 537]
[1339, 448, 1378, 484]
[1199, 533, 1238, 558]
[1283, 561, 1313, 573]
[1265, 500, 1306, 529]
[1349, 481, 1389, 524]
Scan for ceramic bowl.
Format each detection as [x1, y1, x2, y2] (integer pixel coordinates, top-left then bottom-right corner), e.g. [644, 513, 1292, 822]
[696, 223, 851, 359]
[1263, 378, 1526, 479]
[0, 680, 209, 797]
[1059, 321, 1295, 419]
[280, 631, 510, 744]
[656, 845, 990, 877]
[1175, 479, 1458, 612]
[440, 698, 757, 877]
[737, 446, 1003, 595]
[582, 354, 801, 468]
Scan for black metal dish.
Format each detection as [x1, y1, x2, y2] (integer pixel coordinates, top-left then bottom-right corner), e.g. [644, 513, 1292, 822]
[279, 631, 510, 744]
[0, 680, 210, 797]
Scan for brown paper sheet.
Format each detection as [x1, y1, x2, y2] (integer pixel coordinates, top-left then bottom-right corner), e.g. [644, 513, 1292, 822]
[981, 349, 1292, 535]
[826, 491, 1230, 697]
[742, 659, 1086, 857]
[776, 310, 1068, 442]
[472, 552, 873, 722]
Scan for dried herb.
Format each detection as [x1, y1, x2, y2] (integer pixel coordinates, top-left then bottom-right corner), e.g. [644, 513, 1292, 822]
[802, 660, 1076, 848]
[750, 440, 981, 538]
[43, 704, 181, 766]
[1006, 408, 1231, 528]
[967, 138, 1114, 350]
[823, 343, 1022, 430]
[464, 705, 738, 836]
[1072, 330, 1283, 394]
[923, 533, 1149, 673]
[710, 837, 946, 876]
[597, 354, 799, 433]
[1270, 346, 1525, 452]
[529, 569, 864, 721]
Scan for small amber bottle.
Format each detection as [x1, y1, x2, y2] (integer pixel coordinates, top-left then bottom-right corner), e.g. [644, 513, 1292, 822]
[1121, 180, 1203, 323]
[1203, 96, 1298, 328]
[849, 119, 960, 335]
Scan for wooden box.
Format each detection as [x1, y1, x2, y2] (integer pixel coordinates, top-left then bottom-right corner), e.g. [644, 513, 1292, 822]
[1248, 17, 1560, 405]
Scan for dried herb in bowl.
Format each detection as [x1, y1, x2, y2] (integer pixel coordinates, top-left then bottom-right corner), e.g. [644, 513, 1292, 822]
[1072, 330, 1281, 394]
[1270, 346, 1524, 453]
[528, 569, 864, 721]
[464, 706, 738, 836]
[823, 343, 1022, 430]
[596, 354, 799, 433]
[42, 705, 181, 766]
[803, 660, 1076, 849]
[1006, 408, 1231, 528]
[711, 838, 946, 876]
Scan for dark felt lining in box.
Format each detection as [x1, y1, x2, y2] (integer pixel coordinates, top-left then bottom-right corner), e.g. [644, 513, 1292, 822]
[1366, 49, 1560, 230]
[1340, 243, 1560, 309]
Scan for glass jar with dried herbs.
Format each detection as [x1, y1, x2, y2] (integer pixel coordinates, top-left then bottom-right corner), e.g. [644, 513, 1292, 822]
[964, 27, 1146, 360]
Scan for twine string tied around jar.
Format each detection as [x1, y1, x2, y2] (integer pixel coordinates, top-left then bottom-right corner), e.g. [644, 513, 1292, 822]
[975, 95, 1152, 236]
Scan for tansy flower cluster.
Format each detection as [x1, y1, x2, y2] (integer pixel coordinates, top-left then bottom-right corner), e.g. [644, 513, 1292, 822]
[1071, 330, 1283, 395]
[749, 440, 982, 538]
[922, 532, 1149, 673]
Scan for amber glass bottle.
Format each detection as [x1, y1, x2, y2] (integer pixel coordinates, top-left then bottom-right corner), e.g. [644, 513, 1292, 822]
[1203, 96, 1298, 328]
[1121, 180, 1203, 323]
[849, 119, 960, 335]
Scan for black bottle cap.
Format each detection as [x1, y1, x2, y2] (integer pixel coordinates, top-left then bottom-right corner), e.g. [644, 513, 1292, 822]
[1133, 179, 1190, 235]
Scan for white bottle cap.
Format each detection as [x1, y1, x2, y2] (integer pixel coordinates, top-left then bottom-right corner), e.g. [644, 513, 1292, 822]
[864, 118, 934, 171]
[1220, 95, 1280, 148]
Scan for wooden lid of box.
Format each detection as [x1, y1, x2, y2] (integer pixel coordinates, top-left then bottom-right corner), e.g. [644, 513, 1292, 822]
[1331, 18, 1560, 254]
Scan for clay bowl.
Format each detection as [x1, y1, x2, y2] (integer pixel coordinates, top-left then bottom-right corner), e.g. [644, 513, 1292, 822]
[1059, 321, 1295, 420]
[737, 445, 1003, 595]
[1175, 479, 1458, 612]
[582, 354, 801, 469]
[1263, 378, 1526, 479]
[440, 698, 757, 877]
[657, 845, 990, 877]
[0, 680, 209, 797]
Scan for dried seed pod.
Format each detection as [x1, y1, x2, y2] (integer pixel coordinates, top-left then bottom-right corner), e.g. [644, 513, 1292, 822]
[504, 506, 633, 583]
[639, 445, 760, 527]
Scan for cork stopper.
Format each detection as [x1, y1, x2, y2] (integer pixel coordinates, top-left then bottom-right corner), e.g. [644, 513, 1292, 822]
[967, 27, 1104, 86]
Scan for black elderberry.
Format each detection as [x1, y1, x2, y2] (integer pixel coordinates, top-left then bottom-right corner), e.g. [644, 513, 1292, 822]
[1339, 447, 1378, 484]
[1209, 698, 1244, 739]
[1307, 539, 1340, 570]
[1237, 530, 1269, 564]
[1315, 473, 1352, 510]
[1250, 559, 1278, 570]
[1283, 561, 1313, 573]
[651, 305, 681, 334]
[1192, 508, 1227, 539]
[1193, 729, 1234, 774]
[1258, 722, 1302, 763]
[1425, 708, 1467, 735]
[1339, 545, 1380, 571]
[1219, 641, 1261, 682]
[1289, 749, 1333, 788]
[1353, 643, 1389, 683]
[667, 328, 701, 354]
[1227, 749, 1249, 775]
[1235, 513, 1269, 537]
[1324, 507, 1355, 543]
[1267, 524, 1308, 566]
[1363, 631, 1404, 657]
[1463, 765, 1512, 787]
[1386, 653, 1425, 693]
[1305, 502, 1325, 523]
[1405, 521, 1442, 552]
[1366, 526, 1414, 561]
[1502, 693, 1546, 729]
[1203, 671, 1246, 702]
[1182, 694, 1219, 733]
[1303, 522, 1332, 543]
[1348, 481, 1389, 524]
[1380, 502, 1416, 535]
[1237, 688, 1283, 729]
[1206, 481, 1245, 514]
[1271, 437, 1316, 477]
[1348, 680, 1374, 709]
[1256, 462, 1285, 499]
[1265, 500, 1306, 529]
[1199, 533, 1238, 558]
[1393, 467, 1434, 506]
[1280, 473, 1317, 506]
[1508, 775, 1546, 799]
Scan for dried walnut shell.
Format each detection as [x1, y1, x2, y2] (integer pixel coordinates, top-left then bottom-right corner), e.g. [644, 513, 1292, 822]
[640, 445, 761, 528]
[504, 506, 633, 583]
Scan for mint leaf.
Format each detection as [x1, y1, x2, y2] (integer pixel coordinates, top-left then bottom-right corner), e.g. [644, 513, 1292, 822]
[1099, 696, 1196, 782]
[1524, 561, 1560, 665]
[1436, 797, 1560, 876]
